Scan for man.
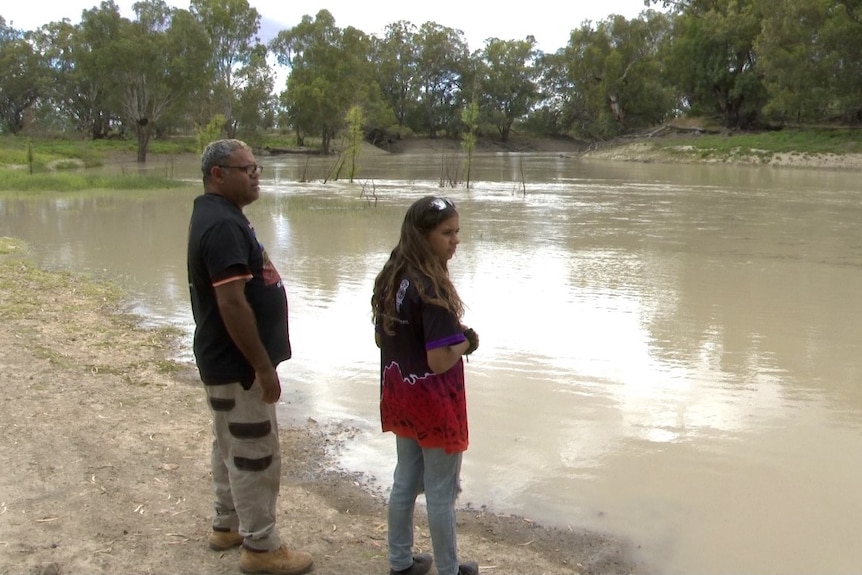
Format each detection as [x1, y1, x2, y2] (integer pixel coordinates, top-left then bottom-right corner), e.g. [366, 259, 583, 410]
[187, 139, 313, 575]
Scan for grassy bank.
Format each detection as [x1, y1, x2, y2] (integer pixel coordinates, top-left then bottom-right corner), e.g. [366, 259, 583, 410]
[0, 136, 195, 192]
[0, 134, 201, 169]
[618, 125, 862, 163]
[698, 127, 861, 154]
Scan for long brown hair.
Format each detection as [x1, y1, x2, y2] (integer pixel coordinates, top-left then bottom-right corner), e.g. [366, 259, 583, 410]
[372, 196, 465, 335]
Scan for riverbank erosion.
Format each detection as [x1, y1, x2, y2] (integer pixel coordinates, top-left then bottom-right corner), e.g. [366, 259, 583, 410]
[0, 240, 648, 575]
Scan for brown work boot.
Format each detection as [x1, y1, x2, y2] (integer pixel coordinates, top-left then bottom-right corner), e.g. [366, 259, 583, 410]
[208, 529, 244, 551]
[239, 545, 314, 575]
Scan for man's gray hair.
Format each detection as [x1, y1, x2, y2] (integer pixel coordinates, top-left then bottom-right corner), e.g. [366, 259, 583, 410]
[201, 139, 251, 180]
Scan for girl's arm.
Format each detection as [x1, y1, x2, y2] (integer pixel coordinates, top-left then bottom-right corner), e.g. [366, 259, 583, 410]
[426, 339, 471, 373]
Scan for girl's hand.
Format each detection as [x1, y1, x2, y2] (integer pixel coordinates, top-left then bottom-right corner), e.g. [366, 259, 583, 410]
[463, 327, 479, 355]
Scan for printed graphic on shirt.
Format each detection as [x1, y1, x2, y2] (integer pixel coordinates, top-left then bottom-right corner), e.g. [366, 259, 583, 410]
[249, 223, 282, 287]
[261, 247, 282, 287]
[383, 359, 430, 385]
[395, 278, 409, 312]
[380, 360, 468, 453]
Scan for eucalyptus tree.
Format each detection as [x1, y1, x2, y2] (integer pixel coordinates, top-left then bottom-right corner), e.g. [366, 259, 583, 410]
[270, 10, 345, 152]
[660, 0, 766, 128]
[31, 2, 126, 138]
[231, 43, 277, 136]
[756, 0, 862, 123]
[605, 12, 675, 129]
[530, 49, 582, 136]
[190, 0, 263, 137]
[374, 20, 421, 128]
[30, 20, 80, 132]
[552, 12, 674, 139]
[111, 1, 210, 162]
[270, 10, 387, 154]
[0, 18, 45, 134]
[476, 36, 541, 142]
[0, 17, 16, 43]
[821, 0, 862, 121]
[413, 22, 470, 138]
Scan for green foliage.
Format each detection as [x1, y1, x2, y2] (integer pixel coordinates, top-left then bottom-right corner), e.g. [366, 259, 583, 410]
[196, 114, 226, 151]
[190, 0, 263, 138]
[147, 137, 199, 155]
[0, 28, 47, 134]
[0, 135, 198, 169]
[756, 0, 862, 124]
[3, 2, 862, 150]
[0, 135, 100, 168]
[551, 12, 675, 139]
[232, 44, 277, 138]
[112, 3, 213, 162]
[477, 37, 541, 143]
[413, 22, 471, 138]
[270, 10, 388, 154]
[375, 21, 421, 128]
[664, 0, 767, 128]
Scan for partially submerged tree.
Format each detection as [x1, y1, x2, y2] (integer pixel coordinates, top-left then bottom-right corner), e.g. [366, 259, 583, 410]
[460, 101, 478, 188]
[343, 105, 364, 182]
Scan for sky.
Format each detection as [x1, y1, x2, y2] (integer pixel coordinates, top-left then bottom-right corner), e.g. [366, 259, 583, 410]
[3, 0, 651, 53]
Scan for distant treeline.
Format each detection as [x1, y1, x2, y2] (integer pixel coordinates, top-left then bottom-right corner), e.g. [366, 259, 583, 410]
[0, 0, 860, 162]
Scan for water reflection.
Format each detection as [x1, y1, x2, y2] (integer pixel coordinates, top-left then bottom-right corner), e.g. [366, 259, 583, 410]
[2, 155, 861, 575]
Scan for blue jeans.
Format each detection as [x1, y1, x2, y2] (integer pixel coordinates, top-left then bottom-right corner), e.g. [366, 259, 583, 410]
[388, 436, 463, 575]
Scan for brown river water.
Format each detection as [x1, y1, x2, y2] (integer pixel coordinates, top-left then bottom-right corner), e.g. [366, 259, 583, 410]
[2, 151, 860, 575]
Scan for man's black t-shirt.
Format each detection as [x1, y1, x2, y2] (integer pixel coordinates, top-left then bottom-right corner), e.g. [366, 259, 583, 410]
[187, 193, 290, 384]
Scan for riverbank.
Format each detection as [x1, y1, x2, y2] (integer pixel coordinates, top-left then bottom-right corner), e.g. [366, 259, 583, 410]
[4, 127, 862, 176]
[0, 239, 647, 575]
[382, 132, 862, 170]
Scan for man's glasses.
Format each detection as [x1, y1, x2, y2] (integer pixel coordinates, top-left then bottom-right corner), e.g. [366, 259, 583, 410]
[429, 197, 455, 211]
[218, 164, 262, 176]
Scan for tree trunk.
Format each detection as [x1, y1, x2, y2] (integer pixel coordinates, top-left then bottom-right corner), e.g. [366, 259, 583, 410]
[608, 94, 624, 124]
[225, 117, 238, 139]
[135, 120, 151, 163]
[321, 131, 330, 155]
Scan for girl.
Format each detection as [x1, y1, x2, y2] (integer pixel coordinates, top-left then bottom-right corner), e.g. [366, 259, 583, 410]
[371, 196, 480, 575]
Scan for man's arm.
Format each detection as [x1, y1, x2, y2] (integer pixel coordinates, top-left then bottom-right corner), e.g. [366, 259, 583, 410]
[214, 278, 281, 403]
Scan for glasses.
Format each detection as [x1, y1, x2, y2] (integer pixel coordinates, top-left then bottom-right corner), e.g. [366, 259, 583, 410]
[429, 197, 455, 211]
[218, 164, 262, 176]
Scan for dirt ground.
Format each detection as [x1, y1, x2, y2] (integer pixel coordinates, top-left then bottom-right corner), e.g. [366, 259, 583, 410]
[0, 234, 647, 575]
